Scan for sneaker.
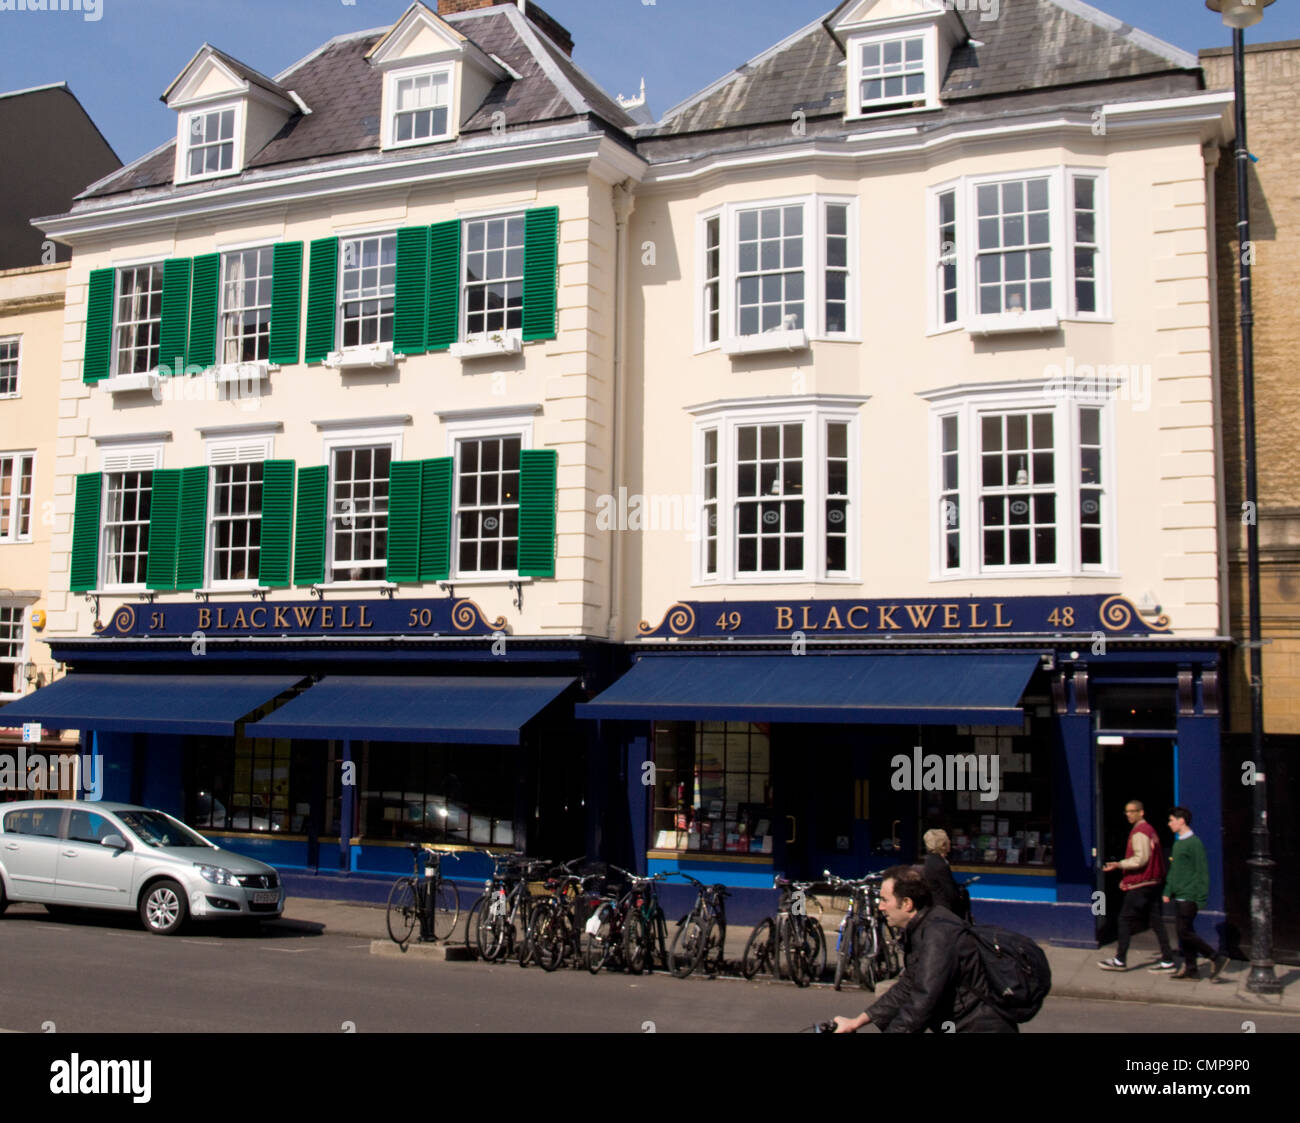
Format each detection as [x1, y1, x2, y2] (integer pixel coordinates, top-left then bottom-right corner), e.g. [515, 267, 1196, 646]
[1171, 964, 1200, 980]
[1097, 957, 1127, 971]
[1147, 960, 1177, 972]
[1210, 954, 1229, 980]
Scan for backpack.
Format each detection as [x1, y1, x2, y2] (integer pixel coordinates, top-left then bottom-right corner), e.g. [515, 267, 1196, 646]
[965, 923, 1051, 1023]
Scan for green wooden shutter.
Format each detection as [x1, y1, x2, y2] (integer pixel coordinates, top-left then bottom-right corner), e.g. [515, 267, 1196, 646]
[426, 220, 460, 352]
[259, 459, 295, 588]
[69, 472, 102, 592]
[386, 461, 426, 584]
[83, 269, 116, 383]
[145, 468, 181, 590]
[174, 466, 209, 591]
[517, 448, 557, 578]
[394, 225, 431, 356]
[158, 257, 192, 376]
[522, 206, 559, 342]
[187, 253, 220, 370]
[269, 241, 303, 366]
[293, 464, 328, 586]
[305, 237, 339, 364]
[418, 457, 453, 583]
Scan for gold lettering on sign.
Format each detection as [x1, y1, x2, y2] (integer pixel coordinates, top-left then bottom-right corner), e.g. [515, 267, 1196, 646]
[216, 608, 228, 629]
[800, 606, 819, 631]
[969, 603, 987, 629]
[943, 604, 960, 629]
[232, 609, 248, 630]
[878, 605, 901, 630]
[198, 608, 211, 630]
[775, 606, 794, 631]
[274, 607, 288, 628]
[905, 604, 937, 629]
[321, 607, 334, 628]
[847, 606, 870, 630]
[340, 605, 353, 629]
[994, 603, 1013, 629]
[823, 606, 843, 631]
[250, 608, 266, 629]
[359, 605, 373, 629]
[293, 606, 317, 628]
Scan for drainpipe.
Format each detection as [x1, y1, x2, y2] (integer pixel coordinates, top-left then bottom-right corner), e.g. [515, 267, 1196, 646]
[1204, 141, 1232, 643]
[607, 180, 636, 642]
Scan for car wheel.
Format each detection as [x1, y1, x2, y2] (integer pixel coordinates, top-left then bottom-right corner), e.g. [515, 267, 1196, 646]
[140, 879, 188, 935]
[0, 875, 8, 916]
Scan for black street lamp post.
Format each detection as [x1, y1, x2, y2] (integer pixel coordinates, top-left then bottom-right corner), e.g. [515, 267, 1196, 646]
[1205, 0, 1281, 995]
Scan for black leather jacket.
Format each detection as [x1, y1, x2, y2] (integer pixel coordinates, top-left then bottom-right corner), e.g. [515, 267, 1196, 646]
[866, 906, 1017, 1033]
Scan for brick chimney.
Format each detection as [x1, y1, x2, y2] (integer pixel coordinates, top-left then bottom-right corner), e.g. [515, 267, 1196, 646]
[436, 0, 575, 56]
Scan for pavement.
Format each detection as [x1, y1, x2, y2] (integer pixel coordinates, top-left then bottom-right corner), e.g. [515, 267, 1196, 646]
[268, 897, 1300, 1014]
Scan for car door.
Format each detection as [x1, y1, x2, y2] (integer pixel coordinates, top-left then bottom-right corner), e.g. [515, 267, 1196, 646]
[0, 805, 66, 902]
[54, 808, 135, 908]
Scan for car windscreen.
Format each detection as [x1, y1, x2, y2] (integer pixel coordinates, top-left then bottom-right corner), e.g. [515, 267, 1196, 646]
[115, 810, 211, 849]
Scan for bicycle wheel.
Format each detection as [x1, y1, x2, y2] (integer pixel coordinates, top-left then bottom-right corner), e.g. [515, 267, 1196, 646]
[476, 896, 508, 961]
[881, 921, 903, 978]
[386, 878, 419, 947]
[833, 922, 855, 990]
[669, 913, 711, 979]
[704, 919, 726, 974]
[431, 878, 460, 942]
[742, 918, 776, 980]
[809, 919, 826, 983]
[533, 902, 566, 972]
[783, 917, 815, 987]
[623, 910, 650, 975]
[464, 893, 487, 955]
[519, 900, 547, 968]
[585, 905, 616, 975]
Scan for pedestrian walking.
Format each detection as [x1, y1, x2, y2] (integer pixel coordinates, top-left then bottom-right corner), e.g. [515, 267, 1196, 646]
[921, 828, 967, 919]
[1163, 806, 1228, 981]
[1097, 799, 1175, 972]
[831, 865, 1016, 1033]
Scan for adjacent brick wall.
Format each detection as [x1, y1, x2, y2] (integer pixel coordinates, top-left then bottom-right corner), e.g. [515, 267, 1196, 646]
[1201, 40, 1300, 734]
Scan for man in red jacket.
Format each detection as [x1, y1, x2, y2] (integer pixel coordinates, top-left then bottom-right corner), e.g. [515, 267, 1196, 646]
[1097, 800, 1175, 971]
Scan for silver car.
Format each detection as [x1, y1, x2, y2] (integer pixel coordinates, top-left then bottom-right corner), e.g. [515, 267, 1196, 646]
[0, 800, 285, 935]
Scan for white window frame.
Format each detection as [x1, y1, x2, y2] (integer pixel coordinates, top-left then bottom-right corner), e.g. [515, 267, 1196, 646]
[219, 244, 275, 366]
[461, 211, 526, 344]
[0, 335, 20, 398]
[112, 261, 166, 377]
[381, 62, 456, 150]
[696, 195, 859, 354]
[0, 450, 35, 544]
[98, 444, 165, 593]
[204, 436, 274, 590]
[443, 412, 534, 585]
[321, 426, 405, 587]
[926, 168, 1111, 336]
[178, 102, 243, 184]
[0, 600, 30, 702]
[691, 400, 861, 586]
[337, 231, 397, 353]
[925, 386, 1118, 581]
[846, 24, 941, 118]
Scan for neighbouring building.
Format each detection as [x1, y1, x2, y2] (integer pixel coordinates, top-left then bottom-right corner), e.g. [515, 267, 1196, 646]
[1201, 37, 1300, 963]
[0, 82, 119, 799]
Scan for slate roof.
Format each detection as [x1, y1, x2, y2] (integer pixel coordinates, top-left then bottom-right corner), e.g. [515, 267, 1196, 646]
[81, 4, 636, 201]
[653, 0, 1202, 138]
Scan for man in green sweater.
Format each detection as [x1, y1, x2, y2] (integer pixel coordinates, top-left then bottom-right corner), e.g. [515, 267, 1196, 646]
[1162, 806, 1228, 981]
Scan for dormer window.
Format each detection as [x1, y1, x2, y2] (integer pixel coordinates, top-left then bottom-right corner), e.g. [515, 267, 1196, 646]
[184, 106, 237, 178]
[388, 66, 453, 147]
[859, 36, 925, 108]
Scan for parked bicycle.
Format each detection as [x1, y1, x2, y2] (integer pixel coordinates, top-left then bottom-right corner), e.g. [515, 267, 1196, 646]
[741, 876, 827, 987]
[386, 844, 461, 948]
[585, 866, 670, 975]
[525, 858, 594, 972]
[669, 873, 729, 978]
[465, 852, 550, 963]
[824, 872, 898, 991]
[620, 870, 673, 975]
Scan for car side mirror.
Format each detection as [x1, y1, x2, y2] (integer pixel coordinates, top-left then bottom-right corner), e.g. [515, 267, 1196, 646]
[100, 834, 129, 851]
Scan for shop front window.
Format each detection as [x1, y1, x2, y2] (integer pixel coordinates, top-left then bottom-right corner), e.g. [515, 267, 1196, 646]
[361, 743, 516, 847]
[191, 730, 304, 833]
[652, 722, 772, 853]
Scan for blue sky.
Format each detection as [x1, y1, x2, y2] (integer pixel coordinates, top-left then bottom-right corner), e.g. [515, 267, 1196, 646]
[0, 0, 1294, 166]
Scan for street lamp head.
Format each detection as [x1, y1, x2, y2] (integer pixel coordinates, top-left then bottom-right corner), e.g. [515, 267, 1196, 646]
[1206, 0, 1274, 30]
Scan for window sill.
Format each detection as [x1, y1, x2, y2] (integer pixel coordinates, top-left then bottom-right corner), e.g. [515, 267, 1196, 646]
[845, 102, 941, 126]
[325, 346, 396, 370]
[449, 335, 522, 359]
[318, 581, 398, 592]
[215, 361, 272, 383]
[447, 575, 533, 587]
[193, 584, 263, 596]
[967, 311, 1060, 337]
[100, 372, 160, 394]
[722, 329, 809, 356]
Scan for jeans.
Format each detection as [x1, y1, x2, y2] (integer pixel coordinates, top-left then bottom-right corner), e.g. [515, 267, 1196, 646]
[1173, 899, 1218, 970]
[1116, 884, 1173, 962]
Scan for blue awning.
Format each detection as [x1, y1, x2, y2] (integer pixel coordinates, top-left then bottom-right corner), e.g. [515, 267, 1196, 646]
[0, 674, 304, 735]
[243, 676, 576, 744]
[574, 654, 1039, 726]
